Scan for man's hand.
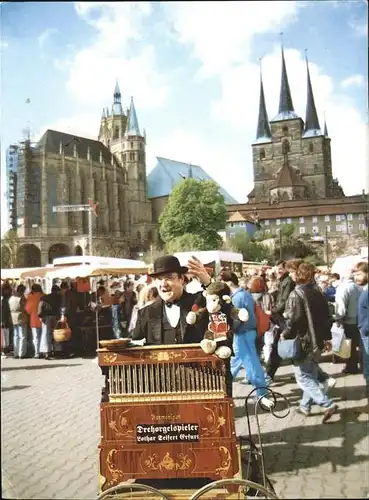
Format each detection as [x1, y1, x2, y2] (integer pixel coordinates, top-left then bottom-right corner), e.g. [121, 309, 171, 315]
[187, 255, 212, 286]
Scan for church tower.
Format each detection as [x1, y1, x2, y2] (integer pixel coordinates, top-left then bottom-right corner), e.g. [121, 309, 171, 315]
[250, 45, 344, 204]
[123, 97, 153, 247]
[98, 82, 127, 162]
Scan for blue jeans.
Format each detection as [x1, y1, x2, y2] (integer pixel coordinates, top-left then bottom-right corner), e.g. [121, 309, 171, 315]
[294, 355, 334, 411]
[360, 332, 369, 384]
[13, 324, 28, 358]
[32, 327, 42, 356]
[111, 305, 122, 339]
[231, 330, 269, 398]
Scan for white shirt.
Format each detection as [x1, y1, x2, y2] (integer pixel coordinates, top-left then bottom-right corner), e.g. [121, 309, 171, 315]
[165, 304, 181, 328]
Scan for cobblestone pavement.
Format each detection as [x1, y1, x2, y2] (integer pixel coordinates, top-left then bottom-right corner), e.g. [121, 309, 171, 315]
[1, 355, 368, 499]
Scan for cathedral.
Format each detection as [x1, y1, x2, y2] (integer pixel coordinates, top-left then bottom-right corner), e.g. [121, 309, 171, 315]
[13, 84, 156, 267]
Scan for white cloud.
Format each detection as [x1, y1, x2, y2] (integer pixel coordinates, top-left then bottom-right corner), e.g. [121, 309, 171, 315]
[38, 28, 57, 47]
[162, 2, 367, 198]
[59, 2, 169, 111]
[341, 73, 365, 89]
[164, 1, 303, 78]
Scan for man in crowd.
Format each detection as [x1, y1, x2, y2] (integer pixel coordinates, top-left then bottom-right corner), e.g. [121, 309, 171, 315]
[353, 262, 369, 405]
[266, 260, 295, 382]
[334, 269, 362, 374]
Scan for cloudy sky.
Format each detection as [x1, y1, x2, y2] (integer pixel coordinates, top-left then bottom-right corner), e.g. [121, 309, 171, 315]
[1, 1, 367, 232]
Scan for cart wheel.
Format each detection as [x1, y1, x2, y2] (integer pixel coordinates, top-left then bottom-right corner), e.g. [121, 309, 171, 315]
[96, 481, 171, 500]
[189, 478, 277, 499]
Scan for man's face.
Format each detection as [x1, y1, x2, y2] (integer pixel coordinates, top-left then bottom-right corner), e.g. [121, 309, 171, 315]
[353, 270, 368, 287]
[154, 273, 184, 302]
[276, 264, 286, 278]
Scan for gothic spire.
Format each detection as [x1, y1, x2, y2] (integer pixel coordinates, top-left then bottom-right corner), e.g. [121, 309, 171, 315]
[254, 59, 271, 143]
[324, 113, 329, 137]
[114, 81, 121, 102]
[125, 96, 141, 136]
[303, 51, 321, 137]
[272, 35, 298, 121]
[101, 108, 106, 120]
[112, 81, 123, 115]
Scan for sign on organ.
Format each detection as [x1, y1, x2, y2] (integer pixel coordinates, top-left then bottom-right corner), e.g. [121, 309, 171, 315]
[136, 423, 200, 443]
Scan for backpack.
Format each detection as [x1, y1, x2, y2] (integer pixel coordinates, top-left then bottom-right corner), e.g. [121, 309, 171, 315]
[254, 302, 270, 336]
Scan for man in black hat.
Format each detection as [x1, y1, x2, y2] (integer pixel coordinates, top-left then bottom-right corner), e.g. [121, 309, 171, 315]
[133, 255, 233, 396]
[133, 255, 211, 346]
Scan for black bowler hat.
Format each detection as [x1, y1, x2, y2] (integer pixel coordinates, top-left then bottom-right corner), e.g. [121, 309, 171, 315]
[149, 255, 188, 277]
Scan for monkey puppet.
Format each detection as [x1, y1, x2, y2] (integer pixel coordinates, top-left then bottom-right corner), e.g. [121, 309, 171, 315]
[186, 281, 249, 359]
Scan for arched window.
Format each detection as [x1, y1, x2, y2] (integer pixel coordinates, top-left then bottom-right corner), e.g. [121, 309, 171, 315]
[309, 143, 314, 153]
[147, 230, 153, 242]
[282, 140, 290, 155]
[314, 163, 318, 173]
[259, 149, 265, 160]
[282, 125, 288, 134]
[114, 126, 119, 139]
[137, 231, 141, 244]
[129, 152, 135, 161]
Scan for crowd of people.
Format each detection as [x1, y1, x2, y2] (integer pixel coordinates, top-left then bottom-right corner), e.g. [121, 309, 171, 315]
[1, 256, 368, 420]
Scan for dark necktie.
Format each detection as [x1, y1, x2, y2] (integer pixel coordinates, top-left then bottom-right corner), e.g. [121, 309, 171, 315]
[165, 299, 181, 308]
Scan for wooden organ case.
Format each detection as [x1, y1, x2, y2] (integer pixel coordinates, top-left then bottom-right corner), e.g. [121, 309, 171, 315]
[98, 344, 239, 492]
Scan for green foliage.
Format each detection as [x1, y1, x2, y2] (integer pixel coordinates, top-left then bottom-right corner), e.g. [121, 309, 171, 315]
[279, 223, 298, 238]
[229, 233, 272, 263]
[165, 234, 212, 254]
[159, 179, 227, 251]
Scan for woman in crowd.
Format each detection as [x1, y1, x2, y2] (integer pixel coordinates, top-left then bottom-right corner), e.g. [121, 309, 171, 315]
[111, 290, 124, 339]
[8, 284, 28, 359]
[249, 276, 273, 359]
[38, 285, 62, 360]
[1, 283, 13, 358]
[282, 262, 338, 422]
[25, 283, 44, 358]
[122, 280, 137, 336]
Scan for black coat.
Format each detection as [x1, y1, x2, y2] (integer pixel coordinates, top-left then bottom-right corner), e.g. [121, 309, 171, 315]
[132, 290, 209, 345]
[282, 283, 331, 352]
[272, 273, 295, 327]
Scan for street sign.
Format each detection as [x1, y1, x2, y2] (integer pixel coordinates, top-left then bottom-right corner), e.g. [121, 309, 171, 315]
[53, 204, 90, 213]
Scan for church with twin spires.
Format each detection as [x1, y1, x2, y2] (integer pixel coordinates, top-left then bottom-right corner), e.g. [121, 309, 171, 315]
[226, 47, 367, 239]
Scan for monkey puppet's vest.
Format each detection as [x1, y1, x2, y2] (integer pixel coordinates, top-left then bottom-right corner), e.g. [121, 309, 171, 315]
[207, 312, 230, 342]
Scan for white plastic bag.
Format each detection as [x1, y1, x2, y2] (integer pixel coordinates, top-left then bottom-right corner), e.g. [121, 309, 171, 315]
[330, 322, 352, 359]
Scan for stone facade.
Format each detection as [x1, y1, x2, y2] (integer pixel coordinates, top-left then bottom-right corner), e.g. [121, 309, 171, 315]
[13, 86, 156, 267]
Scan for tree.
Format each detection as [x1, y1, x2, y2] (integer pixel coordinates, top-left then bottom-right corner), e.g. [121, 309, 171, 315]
[1, 229, 18, 268]
[229, 233, 272, 263]
[166, 234, 209, 254]
[159, 179, 227, 251]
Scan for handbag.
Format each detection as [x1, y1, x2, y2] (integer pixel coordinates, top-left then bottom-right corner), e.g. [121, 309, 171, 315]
[277, 336, 301, 360]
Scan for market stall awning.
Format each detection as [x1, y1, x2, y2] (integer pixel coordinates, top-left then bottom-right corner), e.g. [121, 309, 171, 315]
[1, 267, 46, 280]
[20, 263, 149, 280]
